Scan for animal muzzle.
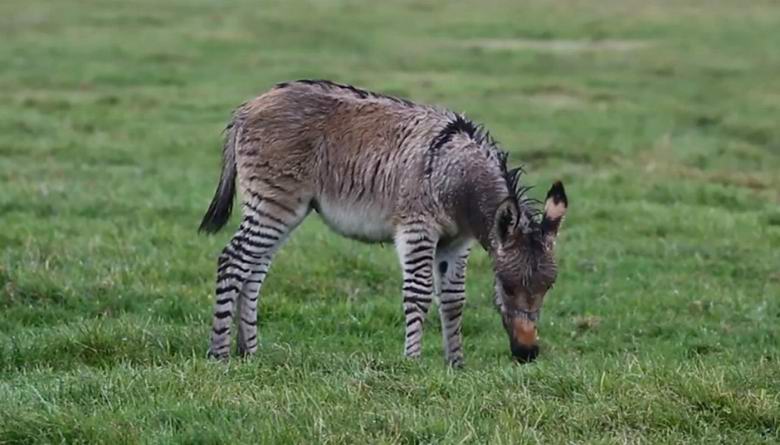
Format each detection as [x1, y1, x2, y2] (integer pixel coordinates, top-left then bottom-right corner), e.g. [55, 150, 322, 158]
[510, 317, 539, 363]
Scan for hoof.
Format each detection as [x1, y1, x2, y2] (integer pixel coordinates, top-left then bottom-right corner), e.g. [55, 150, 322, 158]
[207, 349, 229, 361]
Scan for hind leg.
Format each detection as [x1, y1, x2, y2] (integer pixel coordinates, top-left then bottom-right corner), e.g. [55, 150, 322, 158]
[208, 190, 310, 359]
[235, 252, 271, 357]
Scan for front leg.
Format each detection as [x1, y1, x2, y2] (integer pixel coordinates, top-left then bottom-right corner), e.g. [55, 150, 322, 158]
[395, 224, 438, 358]
[435, 240, 472, 367]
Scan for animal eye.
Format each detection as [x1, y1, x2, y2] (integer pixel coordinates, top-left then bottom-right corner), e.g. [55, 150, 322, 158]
[502, 282, 513, 296]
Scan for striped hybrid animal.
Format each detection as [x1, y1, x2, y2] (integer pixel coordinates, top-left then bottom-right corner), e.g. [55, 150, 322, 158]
[199, 80, 568, 365]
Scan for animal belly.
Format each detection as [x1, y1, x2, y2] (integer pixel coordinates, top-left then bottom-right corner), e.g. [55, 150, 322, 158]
[315, 198, 395, 243]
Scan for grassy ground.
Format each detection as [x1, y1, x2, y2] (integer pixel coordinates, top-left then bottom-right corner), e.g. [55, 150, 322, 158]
[1, 0, 779, 443]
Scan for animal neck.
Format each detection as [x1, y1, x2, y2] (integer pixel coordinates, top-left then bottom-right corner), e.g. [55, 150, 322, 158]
[463, 167, 513, 254]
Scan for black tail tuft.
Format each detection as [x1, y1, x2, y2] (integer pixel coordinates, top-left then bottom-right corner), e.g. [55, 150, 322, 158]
[198, 170, 235, 233]
[199, 117, 240, 234]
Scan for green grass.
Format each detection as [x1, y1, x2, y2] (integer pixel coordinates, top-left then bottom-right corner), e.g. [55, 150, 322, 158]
[1, 0, 779, 443]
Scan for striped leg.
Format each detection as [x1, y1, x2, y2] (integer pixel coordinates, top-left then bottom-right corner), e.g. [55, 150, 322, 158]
[208, 194, 309, 359]
[395, 223, 438, 358]
[435, 240, 472, 367]
[235, 252, 271, 357]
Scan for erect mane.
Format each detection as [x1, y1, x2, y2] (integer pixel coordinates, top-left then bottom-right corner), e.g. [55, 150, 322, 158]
[429, 114, 496, 152]
[276, 79, 416, 107]
[496, 151, 543, 226]
[433, 114, 543, 231]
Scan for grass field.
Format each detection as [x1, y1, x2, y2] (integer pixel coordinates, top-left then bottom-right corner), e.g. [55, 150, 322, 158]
[1, 0, 779, 443]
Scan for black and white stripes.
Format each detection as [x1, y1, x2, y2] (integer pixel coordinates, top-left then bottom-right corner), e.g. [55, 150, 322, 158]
[395, 222, 437, 358]
[208, 195, 308, 359]
[395, 227, 473, 364]
[435, 240, 472, 367]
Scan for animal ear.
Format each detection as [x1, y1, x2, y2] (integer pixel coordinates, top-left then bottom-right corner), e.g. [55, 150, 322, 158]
[494, 199, 519, 244]
[541, 181, 568, 244]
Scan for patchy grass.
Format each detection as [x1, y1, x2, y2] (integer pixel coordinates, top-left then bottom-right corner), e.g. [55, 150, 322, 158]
[1, 0, 779, 443]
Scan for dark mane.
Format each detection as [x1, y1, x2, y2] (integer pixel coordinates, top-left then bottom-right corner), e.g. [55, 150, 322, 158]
[277, 79, 415, 107]
[431, 115, 543, 231]
[429, 114, 493, 153]
[496, 151, 543, 222]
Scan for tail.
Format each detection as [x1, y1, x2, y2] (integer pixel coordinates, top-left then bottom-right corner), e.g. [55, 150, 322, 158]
[198, 112, 243, 234]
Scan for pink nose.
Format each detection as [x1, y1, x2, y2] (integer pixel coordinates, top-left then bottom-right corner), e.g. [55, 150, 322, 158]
[512, 317, 538, 346]
[511, 318, 539, 362]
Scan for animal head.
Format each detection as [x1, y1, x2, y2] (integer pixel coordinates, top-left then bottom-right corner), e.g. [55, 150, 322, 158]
[491, 181, 568, 363]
